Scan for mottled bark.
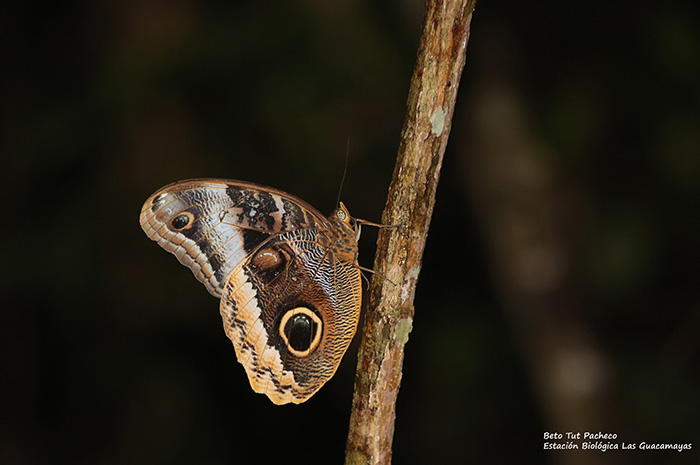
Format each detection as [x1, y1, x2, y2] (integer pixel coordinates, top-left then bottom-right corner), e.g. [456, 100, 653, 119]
[344, 1, 477, 464]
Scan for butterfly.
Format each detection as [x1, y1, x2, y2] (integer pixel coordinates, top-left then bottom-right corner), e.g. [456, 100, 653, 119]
[140, 178, 364, 405]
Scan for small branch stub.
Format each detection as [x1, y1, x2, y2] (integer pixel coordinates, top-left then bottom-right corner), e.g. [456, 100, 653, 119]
[344, 1, 477, 464]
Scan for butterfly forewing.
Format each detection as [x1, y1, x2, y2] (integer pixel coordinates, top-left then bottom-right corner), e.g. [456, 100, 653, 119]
[140, 179, 326, 297]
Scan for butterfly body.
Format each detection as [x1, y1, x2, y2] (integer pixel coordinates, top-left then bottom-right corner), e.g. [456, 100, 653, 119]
[140, 179, 361, 405]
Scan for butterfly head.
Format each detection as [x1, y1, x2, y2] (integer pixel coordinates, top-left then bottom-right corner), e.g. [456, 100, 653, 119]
[333, 202, 360, 239]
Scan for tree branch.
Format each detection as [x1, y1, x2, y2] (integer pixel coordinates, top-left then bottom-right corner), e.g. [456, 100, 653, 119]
[345, 1, 477, 463]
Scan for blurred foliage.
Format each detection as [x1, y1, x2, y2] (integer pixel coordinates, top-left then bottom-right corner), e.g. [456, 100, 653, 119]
[2, 1, 699, 464]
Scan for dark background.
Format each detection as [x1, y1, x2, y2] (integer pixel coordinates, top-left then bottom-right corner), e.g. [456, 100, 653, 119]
[3, 1, 699, 464]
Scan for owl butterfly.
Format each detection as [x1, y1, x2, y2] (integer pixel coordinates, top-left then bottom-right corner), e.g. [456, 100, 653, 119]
[140, 178, 365, 405]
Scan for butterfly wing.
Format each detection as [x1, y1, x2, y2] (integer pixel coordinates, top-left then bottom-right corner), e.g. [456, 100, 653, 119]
[140, 178, 327, 298]
[221, 228, 361, 404]
[140, 179, 361, 405]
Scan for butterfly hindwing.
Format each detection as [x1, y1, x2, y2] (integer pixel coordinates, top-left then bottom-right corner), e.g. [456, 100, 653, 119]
[220, 230, 362, 404]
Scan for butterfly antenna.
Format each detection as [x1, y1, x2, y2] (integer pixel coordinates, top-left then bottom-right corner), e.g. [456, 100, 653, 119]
[336, 137, 351, 207]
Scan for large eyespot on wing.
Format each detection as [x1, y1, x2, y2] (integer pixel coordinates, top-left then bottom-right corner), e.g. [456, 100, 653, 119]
[218, 231, 362, 405]
[139, 178, 329, 298]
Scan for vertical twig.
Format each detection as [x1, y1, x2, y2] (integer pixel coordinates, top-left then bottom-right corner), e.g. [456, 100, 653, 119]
[345, 1, 477, 463]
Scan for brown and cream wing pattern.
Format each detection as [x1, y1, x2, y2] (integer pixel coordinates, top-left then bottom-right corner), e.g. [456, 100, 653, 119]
[140, 178, 362, 405]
